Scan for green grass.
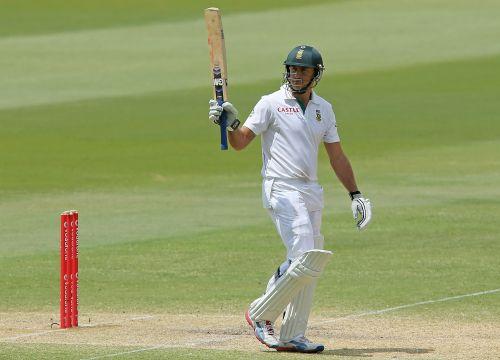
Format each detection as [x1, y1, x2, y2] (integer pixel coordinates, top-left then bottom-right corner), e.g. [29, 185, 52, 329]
[2, 200, 498, 316]
[1, 55, 499, 193]
[1, 0, 500, 110]
[1, 0, 499, 358]
[0, 0, 335, 37]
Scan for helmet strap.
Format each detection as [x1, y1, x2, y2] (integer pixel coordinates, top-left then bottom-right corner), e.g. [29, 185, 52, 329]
[284, 66, 322, 94]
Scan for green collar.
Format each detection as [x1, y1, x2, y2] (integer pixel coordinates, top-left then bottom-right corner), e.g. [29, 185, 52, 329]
[296, 98, 307, 113]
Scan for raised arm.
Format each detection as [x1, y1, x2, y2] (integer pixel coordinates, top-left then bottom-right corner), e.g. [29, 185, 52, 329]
[228, 126, 256, 151]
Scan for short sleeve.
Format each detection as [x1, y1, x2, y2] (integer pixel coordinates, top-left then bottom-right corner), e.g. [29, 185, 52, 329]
[243, 97, 272, 135]
[323, 106, 340, 143]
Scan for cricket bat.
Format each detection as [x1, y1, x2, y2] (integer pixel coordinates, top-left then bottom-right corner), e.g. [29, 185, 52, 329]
[204, 7, 229, 150]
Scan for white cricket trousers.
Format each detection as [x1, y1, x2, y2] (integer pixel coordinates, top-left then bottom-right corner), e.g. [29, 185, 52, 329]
[262, 178, 325, 260]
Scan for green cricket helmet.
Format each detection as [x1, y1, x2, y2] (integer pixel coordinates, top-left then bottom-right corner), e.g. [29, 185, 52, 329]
[284, 45, 324, 69]
[283, 45, 325, 93]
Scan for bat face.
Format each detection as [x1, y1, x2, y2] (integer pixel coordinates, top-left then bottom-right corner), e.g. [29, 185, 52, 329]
[205, 8, 229, 150]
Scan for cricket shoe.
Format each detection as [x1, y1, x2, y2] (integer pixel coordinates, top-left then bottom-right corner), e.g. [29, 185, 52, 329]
[276, 335, 325, 353]
[245, 310, 279, 348]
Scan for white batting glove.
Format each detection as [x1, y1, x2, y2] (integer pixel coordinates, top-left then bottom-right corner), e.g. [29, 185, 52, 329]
[209, 99, 223, 123]
[208, 100, 240, 131]
[350, 193, 372, 230]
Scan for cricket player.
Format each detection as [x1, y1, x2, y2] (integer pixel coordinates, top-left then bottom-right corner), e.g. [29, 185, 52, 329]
[208, 45, 372, 353]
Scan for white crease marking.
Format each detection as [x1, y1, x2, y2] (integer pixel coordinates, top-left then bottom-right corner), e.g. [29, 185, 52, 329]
[0, 315, 155, 342]
[316, 288, 500, 325]
[0, 329, 64, 342]
[81, 336, 240, 360]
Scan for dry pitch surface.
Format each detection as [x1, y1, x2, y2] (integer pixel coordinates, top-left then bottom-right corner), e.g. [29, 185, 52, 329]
[1, 312, 498, 359]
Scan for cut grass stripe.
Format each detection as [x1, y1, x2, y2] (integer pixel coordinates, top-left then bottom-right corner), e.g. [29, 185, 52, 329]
[1, 0, 500, 109]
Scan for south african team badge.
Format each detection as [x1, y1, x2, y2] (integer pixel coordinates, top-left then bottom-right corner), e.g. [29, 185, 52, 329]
[316, 109, 322, 121]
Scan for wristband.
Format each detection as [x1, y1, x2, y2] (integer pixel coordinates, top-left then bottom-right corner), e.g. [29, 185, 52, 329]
[349, 191, 361, 200]
[227, 119, 240, 131]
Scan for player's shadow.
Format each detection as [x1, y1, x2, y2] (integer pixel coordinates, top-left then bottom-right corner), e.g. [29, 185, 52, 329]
[322, 347, 434, 357]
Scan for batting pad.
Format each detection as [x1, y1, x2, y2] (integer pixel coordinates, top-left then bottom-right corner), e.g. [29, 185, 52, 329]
[249, 249, 332, 322]
[279, 282, 317, 341]
[279, 235, 325, 341]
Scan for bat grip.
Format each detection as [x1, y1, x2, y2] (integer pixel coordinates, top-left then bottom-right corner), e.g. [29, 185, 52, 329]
[217, 99, 228, 150]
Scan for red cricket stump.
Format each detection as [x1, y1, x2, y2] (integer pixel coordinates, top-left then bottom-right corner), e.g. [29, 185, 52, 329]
[60, 210, 79, 329]
[70, 210, 79, 327]
[60, 212, 70, 328]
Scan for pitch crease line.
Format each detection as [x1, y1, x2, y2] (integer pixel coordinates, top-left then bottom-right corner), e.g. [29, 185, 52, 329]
[79, 287, 500, 360]
[315, 288, 500, 325]
[80, 336, 239, 360]
[0, 329, 65, 342]
[0, 315, 155, 342]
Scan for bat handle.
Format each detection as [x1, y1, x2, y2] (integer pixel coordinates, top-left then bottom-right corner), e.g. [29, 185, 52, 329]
[217, 99, 228, 150]
[220, 114, 228, 150]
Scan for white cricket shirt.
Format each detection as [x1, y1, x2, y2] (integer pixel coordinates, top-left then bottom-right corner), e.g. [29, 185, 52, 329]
[244, 85, 340, 182]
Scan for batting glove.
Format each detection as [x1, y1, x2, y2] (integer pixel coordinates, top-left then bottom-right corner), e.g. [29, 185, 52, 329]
[350, 192, 372, 230]
[208, 99, 240, 131]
